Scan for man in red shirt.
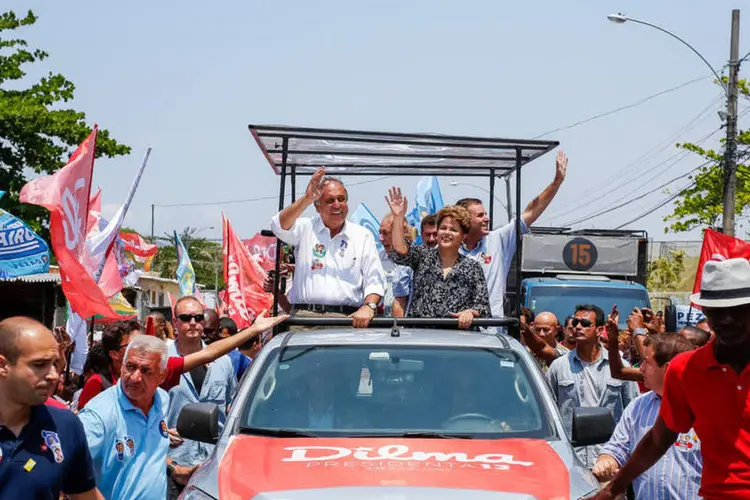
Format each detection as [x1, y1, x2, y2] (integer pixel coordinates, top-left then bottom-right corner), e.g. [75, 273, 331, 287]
[589, 258, 750, 500]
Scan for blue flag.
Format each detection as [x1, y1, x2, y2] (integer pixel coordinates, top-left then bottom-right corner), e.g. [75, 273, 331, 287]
[0, 205, 50, 279]
[349, 203, 383, 251]
[174, 231, 197, 296]
[415, 176, 444, 222]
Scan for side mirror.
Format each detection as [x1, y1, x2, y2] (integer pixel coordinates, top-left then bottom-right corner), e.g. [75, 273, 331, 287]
[571, 407, 615, 447]
[177, 402, 220, 445]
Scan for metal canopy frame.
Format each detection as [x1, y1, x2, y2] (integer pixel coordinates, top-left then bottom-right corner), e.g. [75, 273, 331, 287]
[248, 124, 560, 336]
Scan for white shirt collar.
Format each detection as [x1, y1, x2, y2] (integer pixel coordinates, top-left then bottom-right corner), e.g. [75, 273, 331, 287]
[312, 215, 350, 239]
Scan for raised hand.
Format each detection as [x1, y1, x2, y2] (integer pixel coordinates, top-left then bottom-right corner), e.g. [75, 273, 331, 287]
[385, 187, 408, 218]
[251, 309, 290, 332]
[554, 150, 568, 184]
[606, 305, 620, 344]
[304, 168, 326, 203]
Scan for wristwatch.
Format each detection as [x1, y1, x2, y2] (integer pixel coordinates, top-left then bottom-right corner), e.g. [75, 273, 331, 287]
[632, 327, 647, 337]
[167, 462, 176, 477]
[365, 302, 378, 312]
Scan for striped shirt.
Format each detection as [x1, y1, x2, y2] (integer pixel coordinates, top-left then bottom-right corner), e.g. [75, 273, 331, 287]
[600, 390, 702, 499]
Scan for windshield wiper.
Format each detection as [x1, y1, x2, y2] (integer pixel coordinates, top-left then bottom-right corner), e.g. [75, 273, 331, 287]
[396, 431, 475, 439]
[239, 426, 319, 438]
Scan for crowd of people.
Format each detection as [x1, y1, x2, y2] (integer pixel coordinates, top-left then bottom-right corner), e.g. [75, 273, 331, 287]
[3, 149, 750, 500]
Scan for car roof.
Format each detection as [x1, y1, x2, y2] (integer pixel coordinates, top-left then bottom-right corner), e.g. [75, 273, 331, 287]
[266, 328, 522, 351]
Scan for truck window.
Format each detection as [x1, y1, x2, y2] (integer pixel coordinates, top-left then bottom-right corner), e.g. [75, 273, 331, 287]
[527, 286, 650, 327]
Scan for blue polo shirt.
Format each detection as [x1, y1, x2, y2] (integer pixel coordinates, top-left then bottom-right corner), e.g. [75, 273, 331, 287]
[0, 405, 96, 500]
[78, 381, 170, 500]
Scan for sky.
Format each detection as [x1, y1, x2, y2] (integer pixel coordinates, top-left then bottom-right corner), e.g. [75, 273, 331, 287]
[9, 0, 749, 243]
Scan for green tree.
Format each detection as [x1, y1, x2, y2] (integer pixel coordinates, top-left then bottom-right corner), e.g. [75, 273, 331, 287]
[664, 78, 750, 233]
[647, 249, 686, 291]
[152, 227, 223, 290]
[0, 10, 130, 234]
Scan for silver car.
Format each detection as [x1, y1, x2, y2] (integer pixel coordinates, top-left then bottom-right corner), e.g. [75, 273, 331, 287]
[176, 327, 612, 499]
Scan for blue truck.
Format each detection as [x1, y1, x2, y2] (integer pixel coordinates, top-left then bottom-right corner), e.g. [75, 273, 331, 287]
[507, 228, 651, 327]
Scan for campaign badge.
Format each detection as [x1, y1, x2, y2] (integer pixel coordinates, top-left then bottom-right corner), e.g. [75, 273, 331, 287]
[480, 253, 492, 265]
[311, 259, 324, 271]
[339, 239, 348, 256]
[114, 439, 125, 462]
[312, 243, 327, 259]
[159, 420, 169, 439]
[124, 435, 135, 456]
[41, 430, 64, 464]
[675, 429, 701, 453]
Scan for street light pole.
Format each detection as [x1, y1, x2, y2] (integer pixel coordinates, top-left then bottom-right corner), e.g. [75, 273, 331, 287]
[723, 9, 741, 236]
[607, 11, 742, 236]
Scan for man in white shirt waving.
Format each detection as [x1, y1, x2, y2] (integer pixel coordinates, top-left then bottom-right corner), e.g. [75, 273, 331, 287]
[271, 168, 385, 328]
[457, 150, 568, 320]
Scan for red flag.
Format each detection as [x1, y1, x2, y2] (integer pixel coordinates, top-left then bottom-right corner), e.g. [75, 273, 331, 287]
[243, 233, 278, 271]
[168, 292, 177, 317]
[87, 188, 102, 239]
[223, 214, 273, 329]
[20, 128, 119, 320]
[692, 228, 750, 304]
[120, 231, 158, 258]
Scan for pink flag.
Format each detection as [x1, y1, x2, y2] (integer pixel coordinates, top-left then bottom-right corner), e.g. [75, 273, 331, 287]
[223, 214, 273, 329]
[20, 128, 120, 320]
[243, 233, 277, 271]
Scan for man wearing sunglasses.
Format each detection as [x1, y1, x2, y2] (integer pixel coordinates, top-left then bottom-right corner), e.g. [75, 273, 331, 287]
[547, 304, 639, 468]
[589, 258, 750, 500]
[166, 296, 235, 499]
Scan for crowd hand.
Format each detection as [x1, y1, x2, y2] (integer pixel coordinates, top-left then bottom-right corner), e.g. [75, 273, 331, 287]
[644, 310, 664, 334]
[450, 310, 477, 330]
[606, 308, 620, 347]
[583, 487, 620, 500]
[168, 428, 184, 448]
[304, 168, 326, 203]
[172, 464, 198, 486]
[626, 308, 646, 331]
[592, 455, 619, 482]
[350, 305, 375, 328]
[262, 274, 274, 293]
[385, 187, 408, 218]
[252, 309, 290, 331]
[554, 150, 568, 184]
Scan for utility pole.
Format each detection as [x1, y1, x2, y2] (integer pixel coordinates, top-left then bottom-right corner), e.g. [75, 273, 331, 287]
[723, 9, 741, 236]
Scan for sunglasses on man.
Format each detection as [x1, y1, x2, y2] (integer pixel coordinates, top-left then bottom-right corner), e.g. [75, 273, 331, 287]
[571, 318, 594, 328]
[177, 313, 205, 323]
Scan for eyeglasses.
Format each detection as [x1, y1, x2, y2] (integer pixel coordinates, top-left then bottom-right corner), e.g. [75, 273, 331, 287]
[571, 318, 593, 328]
[177, 313, 205, 323]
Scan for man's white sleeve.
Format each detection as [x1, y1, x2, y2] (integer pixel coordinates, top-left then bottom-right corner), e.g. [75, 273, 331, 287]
[492, 218, 530, 273]
[270, 214, 309, 247]
[360, 231, 386, 298]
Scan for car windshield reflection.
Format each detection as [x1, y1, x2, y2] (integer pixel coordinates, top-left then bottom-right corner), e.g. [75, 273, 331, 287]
[239, 346, 555, 440]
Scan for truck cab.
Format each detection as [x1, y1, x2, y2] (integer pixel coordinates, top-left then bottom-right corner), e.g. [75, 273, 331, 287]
[508, 228, 651, 325]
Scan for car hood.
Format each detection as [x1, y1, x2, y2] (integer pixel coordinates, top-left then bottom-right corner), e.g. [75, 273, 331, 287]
[216, 436, 572, 499]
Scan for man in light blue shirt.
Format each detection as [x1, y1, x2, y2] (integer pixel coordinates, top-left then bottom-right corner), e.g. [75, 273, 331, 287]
[594, 334, 701, 499]
[166, 297, 237, 476]
[547, 304, 639, 467]
[457, 151, 568, 319]
[78, 335, 173, 500]
[378, 213, 413, 317]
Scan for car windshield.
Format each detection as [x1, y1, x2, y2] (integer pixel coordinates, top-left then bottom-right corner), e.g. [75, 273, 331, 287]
[528, 286, 650, 328]
[239, 345, 555, 439]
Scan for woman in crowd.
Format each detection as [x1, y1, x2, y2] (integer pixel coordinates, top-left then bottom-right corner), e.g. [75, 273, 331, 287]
[386, 187, 489, 329]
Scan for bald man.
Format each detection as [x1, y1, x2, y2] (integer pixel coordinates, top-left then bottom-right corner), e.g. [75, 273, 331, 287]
[520, 311, 570, 372]
[202, 309, 220, 344]
[378, 213, 413, 317]
[0, 317, 100, 500]
[148, 312, 169, 340]
[680, 326, 711, 349]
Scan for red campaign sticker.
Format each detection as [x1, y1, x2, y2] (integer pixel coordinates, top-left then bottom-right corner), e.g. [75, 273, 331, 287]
[218, 436, 570, 499]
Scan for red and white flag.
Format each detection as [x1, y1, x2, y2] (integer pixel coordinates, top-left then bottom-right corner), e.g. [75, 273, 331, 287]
[243, 233, 277, 271]
[692, 228, 750, 305]
[223, 214, 273, 329]
[19, 127, 120, 320]
[120, 231, 158, 258]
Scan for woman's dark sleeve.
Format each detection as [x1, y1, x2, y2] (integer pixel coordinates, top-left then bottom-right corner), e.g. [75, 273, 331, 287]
[469, 261, 490, 317]
[390, 243, 424, 271]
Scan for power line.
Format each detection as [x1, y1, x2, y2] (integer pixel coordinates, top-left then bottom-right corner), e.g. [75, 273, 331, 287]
[533, 75, 711, 139]
[155, 176, 390, 208]
[614, 181, 697, 229]
[562, 160, 714, 227]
